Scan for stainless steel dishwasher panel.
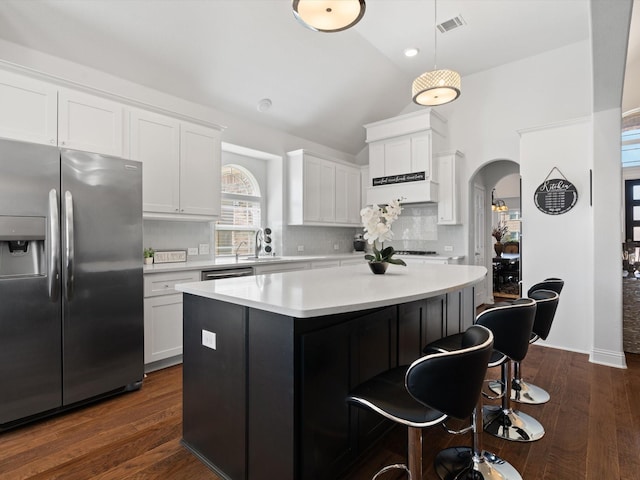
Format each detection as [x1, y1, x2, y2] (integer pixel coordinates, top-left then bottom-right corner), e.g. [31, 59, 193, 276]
[201, 267, 254, 281]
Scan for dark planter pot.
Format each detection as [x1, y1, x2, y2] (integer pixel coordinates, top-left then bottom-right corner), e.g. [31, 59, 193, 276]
[368, 261, 389, 275]
[494, 241, 503, 257]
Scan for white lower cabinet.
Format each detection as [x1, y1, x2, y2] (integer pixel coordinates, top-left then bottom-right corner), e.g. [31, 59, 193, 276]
[143, 270, 200, 371]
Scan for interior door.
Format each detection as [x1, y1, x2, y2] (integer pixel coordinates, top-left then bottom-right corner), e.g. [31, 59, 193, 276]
[473, 184, 488, 306]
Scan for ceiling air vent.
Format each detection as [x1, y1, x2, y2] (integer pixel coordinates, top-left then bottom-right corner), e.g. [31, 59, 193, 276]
[437, 15, 466, 33]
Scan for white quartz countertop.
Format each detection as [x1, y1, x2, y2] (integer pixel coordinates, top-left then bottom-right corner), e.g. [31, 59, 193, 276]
[142, 253, 465, 274]
[175, 263, 486, 318]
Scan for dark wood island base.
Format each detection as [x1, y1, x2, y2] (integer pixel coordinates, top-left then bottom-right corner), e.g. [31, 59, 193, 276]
[181, 286, 476, 480]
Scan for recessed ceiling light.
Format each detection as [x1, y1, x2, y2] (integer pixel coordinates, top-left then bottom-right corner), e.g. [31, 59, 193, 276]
[404, 47, 419, 58]
[257, 98, 272, 112]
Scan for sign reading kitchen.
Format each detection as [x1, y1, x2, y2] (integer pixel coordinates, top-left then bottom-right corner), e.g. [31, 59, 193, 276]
[373, 171, 425, 186]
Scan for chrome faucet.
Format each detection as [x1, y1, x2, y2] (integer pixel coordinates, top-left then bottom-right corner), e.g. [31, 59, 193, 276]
[254, 229, 263, 258]
[234, 241, 247, 261]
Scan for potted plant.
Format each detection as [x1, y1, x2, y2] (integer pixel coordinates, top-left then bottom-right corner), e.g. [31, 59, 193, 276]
[144, 247, 154, 265]
[360, 198, 406, 274]
[492, 222, 508, 257]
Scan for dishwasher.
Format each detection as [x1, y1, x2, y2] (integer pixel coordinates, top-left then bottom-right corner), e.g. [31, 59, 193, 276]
[200, 267, 254, 281]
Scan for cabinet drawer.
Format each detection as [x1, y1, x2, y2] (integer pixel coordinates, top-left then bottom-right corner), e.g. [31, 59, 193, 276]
[144, 270, 200, 297]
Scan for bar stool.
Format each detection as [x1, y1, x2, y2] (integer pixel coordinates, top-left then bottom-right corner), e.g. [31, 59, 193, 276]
[424, 298, 536, 479]
[347, 325, 494, 480]
[511, 279, 563, 404]
[482, 296, 546, 443]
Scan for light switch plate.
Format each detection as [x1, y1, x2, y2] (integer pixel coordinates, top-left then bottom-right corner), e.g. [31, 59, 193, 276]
[199, 243, 210, 255]
[188, 247, 198, 256]
[444, 245, 454, 252]
[202, 329, 216, 350]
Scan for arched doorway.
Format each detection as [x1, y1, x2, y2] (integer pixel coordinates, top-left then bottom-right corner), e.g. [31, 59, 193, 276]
[468, 159, 520, 306]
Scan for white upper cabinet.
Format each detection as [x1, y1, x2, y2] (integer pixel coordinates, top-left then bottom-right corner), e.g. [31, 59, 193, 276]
[179, 121, 221, 217]
[364, 110, 447, 205]
[287, 150, 361, 227]
[129, 108, 221, 220]
[436, 151, 464, 225]
[335, 163, 362, 224]
[0, 70, 57, 146]
[58, 88, 124, 156]
[130, 109, 181, 214]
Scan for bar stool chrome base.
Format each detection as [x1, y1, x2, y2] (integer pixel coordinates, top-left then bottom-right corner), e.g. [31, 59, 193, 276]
[489, 379, 551, 405]
[483, 406, 545, 442]
[435, 446, 523, 480]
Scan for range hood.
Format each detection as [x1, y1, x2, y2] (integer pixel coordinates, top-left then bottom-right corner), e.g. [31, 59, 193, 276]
[367, 179, 438, 205]
[364, 110, 446, 205]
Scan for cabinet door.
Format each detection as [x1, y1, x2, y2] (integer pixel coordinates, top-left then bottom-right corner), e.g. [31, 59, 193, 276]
[303, 155, 334, 223]
[368, 143, 385, 181]
[58, 88, 124, 156]
[0, 70, 57, 145]
[335, 164, 360, 225]
[437, 152, 461, 225]
[130, 109, 181, 214]
[143, 294, 184, 364]
[384, 137, 411, 176]
[180, 122, 221, 216]
[411, 133, 431, 178]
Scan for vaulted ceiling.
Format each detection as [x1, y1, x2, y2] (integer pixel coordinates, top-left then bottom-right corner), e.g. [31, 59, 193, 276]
[0, 0, 633, 155]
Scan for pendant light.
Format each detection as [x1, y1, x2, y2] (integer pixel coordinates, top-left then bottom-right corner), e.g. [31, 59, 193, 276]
[292, 0, 366, 33]
[412, 0, 461, 106]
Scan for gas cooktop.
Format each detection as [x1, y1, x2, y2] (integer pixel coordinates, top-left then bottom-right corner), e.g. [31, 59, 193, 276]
[394, 250, 438, 256]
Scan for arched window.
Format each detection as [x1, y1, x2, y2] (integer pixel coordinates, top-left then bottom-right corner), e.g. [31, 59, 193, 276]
[215, 164, 262, 256]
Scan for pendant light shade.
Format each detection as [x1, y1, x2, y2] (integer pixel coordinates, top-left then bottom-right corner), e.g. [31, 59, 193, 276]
[292, 0, 366, 33]
[412, 69, 461, 106]
[412, 0, 461, 106]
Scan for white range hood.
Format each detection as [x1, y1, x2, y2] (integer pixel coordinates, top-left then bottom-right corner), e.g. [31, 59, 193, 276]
[364, 110, 447, 205]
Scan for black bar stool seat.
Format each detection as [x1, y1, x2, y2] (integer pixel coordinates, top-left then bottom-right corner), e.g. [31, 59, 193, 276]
[347, 325, 494, 480]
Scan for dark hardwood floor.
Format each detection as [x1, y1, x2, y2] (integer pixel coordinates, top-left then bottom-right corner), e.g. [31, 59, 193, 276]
[1, 347, 639, 479]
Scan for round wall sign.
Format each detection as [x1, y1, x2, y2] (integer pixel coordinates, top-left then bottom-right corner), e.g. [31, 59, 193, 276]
[533, 178, 578, 215]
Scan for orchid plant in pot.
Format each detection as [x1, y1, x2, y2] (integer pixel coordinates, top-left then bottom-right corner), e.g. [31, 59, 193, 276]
[360, 198, 406, 274]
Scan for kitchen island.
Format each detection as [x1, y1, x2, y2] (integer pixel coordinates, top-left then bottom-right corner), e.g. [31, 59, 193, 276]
[176, 263, 486, 480]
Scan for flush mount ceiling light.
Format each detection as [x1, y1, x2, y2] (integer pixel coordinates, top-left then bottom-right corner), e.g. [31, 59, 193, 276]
[412, 0, 461, 106]
[292, 0, 366, 33]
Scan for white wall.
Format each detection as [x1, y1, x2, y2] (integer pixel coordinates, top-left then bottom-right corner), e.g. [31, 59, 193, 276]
[520, 118, 594, 355]
[430, 39, 624, 364]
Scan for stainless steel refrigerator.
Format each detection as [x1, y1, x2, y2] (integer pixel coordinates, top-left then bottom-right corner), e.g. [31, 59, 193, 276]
[0, 138, 144, 428]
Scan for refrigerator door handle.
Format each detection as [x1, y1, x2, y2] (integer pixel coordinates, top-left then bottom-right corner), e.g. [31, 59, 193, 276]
[64, 190, 74, 301]
[48, 189, 60, 302]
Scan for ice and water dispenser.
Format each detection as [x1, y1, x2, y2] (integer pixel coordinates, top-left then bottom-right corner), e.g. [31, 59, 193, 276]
[0, 216, 46, 278]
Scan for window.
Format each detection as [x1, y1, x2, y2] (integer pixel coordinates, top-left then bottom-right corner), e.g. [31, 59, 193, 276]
[625, 179, 640, 242]
[215, 164, 261, 256]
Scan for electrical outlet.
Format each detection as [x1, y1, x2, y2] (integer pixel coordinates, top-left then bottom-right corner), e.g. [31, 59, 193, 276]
[444, 245, 454, 252]
[199, 243, 210, 255]
[333, 243, 340, 250]
[188, 247, 198, 256]
[202, 330, 216, 350]
[297, 245, 305, 252]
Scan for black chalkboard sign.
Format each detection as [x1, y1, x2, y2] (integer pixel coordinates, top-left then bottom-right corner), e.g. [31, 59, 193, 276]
[372, 171, 425, 186]
[534, 177, 578, 215]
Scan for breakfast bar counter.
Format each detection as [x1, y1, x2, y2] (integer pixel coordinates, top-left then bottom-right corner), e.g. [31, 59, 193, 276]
[176, 263, 486, 480]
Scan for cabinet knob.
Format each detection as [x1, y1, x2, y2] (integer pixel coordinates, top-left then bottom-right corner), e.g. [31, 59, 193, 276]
[50, 139, 55, 144]
[175, 208, 179, 212]
[180, 209, 184, 212]
[61, 141, 66, 146]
